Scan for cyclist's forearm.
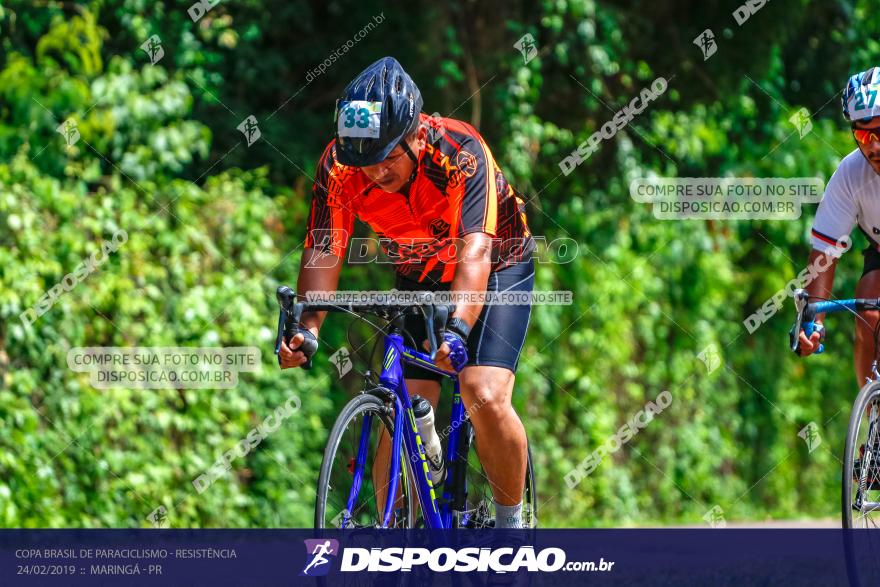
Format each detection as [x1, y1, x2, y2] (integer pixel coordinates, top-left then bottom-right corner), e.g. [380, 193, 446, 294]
[449, 232, 493, 327]
[804, 248, 839, 323]
[296, 247, 344, 334]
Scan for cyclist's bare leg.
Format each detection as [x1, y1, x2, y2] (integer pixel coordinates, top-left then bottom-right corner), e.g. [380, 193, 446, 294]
[458, 365, 526, 506]
[373, 379, 440, 522]
[855, 271, 880, 386]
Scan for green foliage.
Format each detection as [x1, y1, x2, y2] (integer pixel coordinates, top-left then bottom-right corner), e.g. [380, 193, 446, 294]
[0, 0, 876, 527]
[36, 12, 104, 76]
[1, 143, 331, 525]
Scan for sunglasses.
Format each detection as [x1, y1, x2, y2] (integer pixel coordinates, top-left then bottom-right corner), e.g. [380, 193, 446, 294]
[853, 128, 880, 145]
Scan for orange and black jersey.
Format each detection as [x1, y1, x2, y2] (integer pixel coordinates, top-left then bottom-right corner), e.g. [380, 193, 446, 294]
[305, 113, 536, 283]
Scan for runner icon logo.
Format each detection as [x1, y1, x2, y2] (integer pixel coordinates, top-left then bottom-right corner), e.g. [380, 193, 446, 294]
[301, 539, 340, 576]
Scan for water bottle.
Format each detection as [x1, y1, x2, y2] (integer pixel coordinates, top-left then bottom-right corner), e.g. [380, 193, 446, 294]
[411, 395, 446, 485]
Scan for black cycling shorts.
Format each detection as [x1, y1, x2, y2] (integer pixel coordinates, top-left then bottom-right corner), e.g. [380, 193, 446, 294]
[394, 259, 535, 381]
[863, 245, 880, 278]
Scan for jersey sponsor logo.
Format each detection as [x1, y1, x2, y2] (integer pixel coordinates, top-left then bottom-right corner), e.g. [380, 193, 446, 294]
[425, 143, 467, 188]
[326, 176, 344, 206]
[456, 150, 478, 178]
[425, 144, 459, 176]
[428, 218, 450, 238]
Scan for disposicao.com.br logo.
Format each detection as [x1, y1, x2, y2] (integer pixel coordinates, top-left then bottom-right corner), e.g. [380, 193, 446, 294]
[300, 540, 612, 574]
[300, 539, 339, 576]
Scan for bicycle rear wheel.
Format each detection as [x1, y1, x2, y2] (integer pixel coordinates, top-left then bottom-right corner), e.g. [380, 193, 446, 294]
[452, 421, 537, 528]
[315, 391, 416, 529]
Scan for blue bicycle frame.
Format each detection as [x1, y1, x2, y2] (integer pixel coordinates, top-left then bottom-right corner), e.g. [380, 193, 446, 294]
[341, 332, 465, 529]
[273, 286, 469, 529]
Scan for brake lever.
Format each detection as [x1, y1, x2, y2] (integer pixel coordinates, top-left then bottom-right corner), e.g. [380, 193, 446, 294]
[274, 286, 312, 369]
[434, 305, 450, 337]
[791, 288, 808, 353]
[275, 286, 295, 358]
[433, 304, 450, 359]
[423, 304, 437, 360]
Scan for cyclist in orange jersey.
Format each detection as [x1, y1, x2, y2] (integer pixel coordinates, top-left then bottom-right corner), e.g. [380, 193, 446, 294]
[280, 57, 536, 528]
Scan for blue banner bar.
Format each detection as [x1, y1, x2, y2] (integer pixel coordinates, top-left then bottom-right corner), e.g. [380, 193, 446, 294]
[1, 529, 877, 585]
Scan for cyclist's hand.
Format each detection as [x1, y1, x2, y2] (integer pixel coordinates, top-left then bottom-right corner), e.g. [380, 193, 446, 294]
[425, 331, 468, 372]
[279, 328, 318, 369]
[797, 325, 824, 356]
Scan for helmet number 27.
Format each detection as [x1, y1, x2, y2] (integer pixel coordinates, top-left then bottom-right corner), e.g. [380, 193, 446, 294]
[855, 89, 879, 111]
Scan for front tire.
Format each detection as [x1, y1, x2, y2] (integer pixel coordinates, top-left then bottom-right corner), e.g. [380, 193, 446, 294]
[315, 392, 415, 529]
[843, 379, 880, 528]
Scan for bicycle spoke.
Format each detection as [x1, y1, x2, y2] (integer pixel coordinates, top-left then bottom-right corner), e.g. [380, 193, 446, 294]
[456, 432, 536, 528]
[847, 392, 880, 528]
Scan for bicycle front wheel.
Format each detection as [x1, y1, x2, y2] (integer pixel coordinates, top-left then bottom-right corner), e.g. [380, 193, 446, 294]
[843, 379, 880, 528]
[315, 391, 416, 529]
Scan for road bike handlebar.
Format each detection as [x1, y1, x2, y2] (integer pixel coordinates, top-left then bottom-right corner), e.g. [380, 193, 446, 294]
[274, 285, 456, 369]
[790, 288, 880, 355]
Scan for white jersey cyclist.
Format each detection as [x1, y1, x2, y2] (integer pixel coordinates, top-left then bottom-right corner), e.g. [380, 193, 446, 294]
[811, 148, 880, 254]
[795, 67, 880, 377]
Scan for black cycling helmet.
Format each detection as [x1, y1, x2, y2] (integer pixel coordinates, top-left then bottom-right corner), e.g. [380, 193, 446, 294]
[334, 57, 424, 167]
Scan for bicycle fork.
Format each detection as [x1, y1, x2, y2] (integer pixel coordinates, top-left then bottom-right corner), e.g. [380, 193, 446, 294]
[856, 405, 880, 512]
[379, 337, 445, 528]
[341, 389, 414, 528]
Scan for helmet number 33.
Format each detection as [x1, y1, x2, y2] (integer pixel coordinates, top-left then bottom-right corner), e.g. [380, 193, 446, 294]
[337, 100, 382, 139]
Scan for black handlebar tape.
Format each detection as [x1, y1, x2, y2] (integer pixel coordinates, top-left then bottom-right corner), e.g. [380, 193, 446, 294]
[291, 332, 318, 370]
[297, 335, 319, 355]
